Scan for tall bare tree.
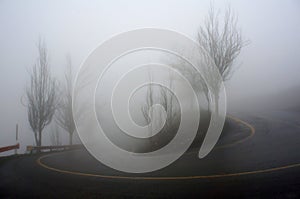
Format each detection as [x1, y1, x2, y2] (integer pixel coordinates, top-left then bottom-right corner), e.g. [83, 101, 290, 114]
[198, 5, 247, 81]
[156, 72, 179, 134]
[26, 39, 57, 147]
[55, 55, 75, 145]
[174, 5, 247, 114]
[141, 70, 179, 149]
[197, 5, 248, 113]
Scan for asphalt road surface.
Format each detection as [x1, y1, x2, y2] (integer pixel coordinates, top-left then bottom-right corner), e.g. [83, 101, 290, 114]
[1, 111, 300, 198]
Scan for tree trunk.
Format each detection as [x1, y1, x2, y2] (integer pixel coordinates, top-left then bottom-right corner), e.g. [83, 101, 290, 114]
[38, 130, 42, 147]
[34, 132, 38, 147]
[36, 130, 42, 153]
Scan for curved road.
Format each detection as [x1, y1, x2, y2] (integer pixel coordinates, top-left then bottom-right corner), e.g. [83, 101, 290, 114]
[1, 111, 300, 198]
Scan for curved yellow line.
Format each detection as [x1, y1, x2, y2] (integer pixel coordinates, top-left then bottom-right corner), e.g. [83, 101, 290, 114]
[37, 153, 300, 180]
[215, 115, 255, 149]
[36, 116, 300, 180]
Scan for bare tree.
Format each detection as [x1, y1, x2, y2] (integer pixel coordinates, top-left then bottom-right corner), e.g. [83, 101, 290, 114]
[55, 55, 75, 145]
[50, 126, 62, 146]
[26, 39, 57, 147]
[141, 70, 179, 149]
[141, 72, 154, 137]
[198, 5, 247, 81]
[170, 58, 206, 109]
[174, 5, 247, 114]
[197, 5, 248, 113]
[157, 72, 179, 134]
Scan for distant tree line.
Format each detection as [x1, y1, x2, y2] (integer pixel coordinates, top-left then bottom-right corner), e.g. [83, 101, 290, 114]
[24, 5, 248, 150]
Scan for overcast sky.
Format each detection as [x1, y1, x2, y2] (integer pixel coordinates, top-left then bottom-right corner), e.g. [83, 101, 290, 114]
[0, 0, 300, 155]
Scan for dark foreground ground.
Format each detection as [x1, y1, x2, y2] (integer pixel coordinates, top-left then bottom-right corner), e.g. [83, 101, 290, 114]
[1, 111, 300, 198]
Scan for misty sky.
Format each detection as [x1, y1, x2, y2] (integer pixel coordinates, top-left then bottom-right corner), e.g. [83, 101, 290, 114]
[1, 0, 300, 155]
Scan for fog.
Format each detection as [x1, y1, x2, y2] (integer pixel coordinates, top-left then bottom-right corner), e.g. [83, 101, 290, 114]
[1, 0, 300, 155]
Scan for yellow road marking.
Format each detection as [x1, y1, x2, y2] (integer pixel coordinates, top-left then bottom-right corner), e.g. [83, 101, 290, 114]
[215, 116, 255, 149]
[37, 153, 300, 180]
[36, 116, 300, 180]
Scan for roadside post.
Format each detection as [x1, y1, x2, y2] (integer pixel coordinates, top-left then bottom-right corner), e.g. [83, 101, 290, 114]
[15, 124, 18, 155]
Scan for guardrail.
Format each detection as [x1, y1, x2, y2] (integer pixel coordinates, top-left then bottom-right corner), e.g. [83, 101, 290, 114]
[26, 144, 83, 154]
[0, 143, 20, 153]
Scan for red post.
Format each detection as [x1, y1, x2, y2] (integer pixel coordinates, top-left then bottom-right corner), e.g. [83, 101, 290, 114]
[0, 143, 20, 153]
[15, 124, 18, 155]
